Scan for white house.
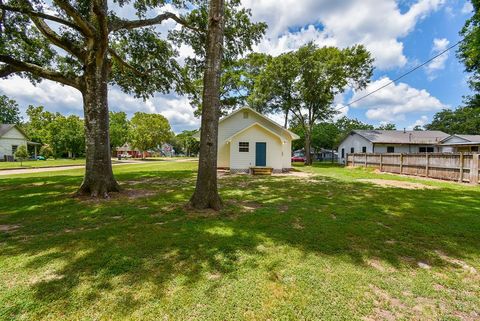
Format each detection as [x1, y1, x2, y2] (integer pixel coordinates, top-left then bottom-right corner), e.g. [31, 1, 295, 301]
[198, 107, 299, 173]
[337, 130, 449, 164]
[0, 124, 40, 160]
[439, 135, 480, 153]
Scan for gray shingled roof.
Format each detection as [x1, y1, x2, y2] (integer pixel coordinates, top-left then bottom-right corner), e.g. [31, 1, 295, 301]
[0, 124, 16, 137]
[353, 130, 449, 144]
[455, 135, 480, 143]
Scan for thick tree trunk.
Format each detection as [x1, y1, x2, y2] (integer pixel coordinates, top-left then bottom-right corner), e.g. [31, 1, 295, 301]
[189, 0, 224, 210]
[305, 130, 312, 165]
[77, 62, 120, 197]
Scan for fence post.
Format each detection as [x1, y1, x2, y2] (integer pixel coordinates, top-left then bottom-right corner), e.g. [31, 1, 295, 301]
[470, 153, 479, 185]
[400, 154, 404, 174]
[365, 153, 368, 167]
[380, 154, 383, 172]
[458, 153, 464, 183]
[425, 153, 430, 177]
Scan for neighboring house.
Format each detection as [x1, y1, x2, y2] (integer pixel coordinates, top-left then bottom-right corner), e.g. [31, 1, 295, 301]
[0, 124, 41, 161]
[439, 135, 480, 153]
[197, 107, 300, 173]
[161, 143, 175, 157]
[337, 130, 449, 164]
[116, 143, 144, 158]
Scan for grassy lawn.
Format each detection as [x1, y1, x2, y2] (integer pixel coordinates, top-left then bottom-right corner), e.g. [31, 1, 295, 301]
[0, 159, 86, 170]
[0, 162, 479, 320]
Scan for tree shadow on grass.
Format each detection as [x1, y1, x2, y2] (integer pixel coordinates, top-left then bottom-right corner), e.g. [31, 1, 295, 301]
[1, 168, 479, 318]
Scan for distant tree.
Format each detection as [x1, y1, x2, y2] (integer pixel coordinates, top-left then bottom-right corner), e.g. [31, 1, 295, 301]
[290, 44, 373, 164]
[413, 125, 424, 131]
[39, 144, 53, 158]
[176, 130, 200, 156]
[252, 51, 300, 128]
[47, 115, 85, 158]
[0, 95, 22, 124]
[130, 113, 172, 158]
[458, 0, 480, 106]
[24, 106, 56, 145]
[109, 111, 130, 152]
[14, 145, 28, 166]
[376, 123, 396, 130]
[425, 105, 480, 134]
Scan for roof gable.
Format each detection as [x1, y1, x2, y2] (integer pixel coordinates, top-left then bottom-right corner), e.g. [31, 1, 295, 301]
[0, 124, 28, 139]
[224, 122, 284, 142]
[220, 107, 300, 140]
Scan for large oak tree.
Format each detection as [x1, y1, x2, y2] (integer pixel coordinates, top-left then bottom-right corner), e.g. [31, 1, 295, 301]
[0, 0, 195, 196]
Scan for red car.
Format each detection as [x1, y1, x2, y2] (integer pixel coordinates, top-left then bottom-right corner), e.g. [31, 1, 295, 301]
[291, 155, 306, 162]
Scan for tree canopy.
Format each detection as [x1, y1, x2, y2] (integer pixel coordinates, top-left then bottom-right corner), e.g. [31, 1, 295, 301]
[254, 43, 374, 164]
[130, 112, 172, 155]
[0, 95, 22, 124]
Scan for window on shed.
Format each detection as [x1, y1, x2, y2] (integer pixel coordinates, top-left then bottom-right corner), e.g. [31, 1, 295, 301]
[419, 147, 426, 153]
[350, 147, 354, 153]
[362, 146, 367, 153]
[11, 145, 18, 155]
[387, 146, 395, 153]
[243, 111, 249, 119]
[427, 147, 434, 153]
[341, 148, 345, 158]
[472, 146, 479, 152]
[239, 142, 249, 152]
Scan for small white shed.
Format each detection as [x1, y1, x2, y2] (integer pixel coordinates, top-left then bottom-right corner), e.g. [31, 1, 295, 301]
[200, 107, 299, 173]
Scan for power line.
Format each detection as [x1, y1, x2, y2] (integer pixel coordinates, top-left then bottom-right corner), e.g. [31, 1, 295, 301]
[337, 38, 463, 111]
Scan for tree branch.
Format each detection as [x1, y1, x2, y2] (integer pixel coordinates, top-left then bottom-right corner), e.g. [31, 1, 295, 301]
[0, 4, 81, 32]
[109, 12, 199, 33]
[0, 55, 82, 89]
[53, 0, 95, 37]
[108, 48, 147, 77]
[12, 1, 87, 60]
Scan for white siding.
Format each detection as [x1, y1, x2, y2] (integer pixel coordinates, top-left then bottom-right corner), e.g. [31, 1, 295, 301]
[229, 125, 283, 170]
[218, 109, 293, 170]
[0, 127, 28, 159]
[338, 133, 373, 164]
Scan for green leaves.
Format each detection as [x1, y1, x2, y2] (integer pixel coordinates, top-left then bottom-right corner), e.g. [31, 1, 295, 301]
[0, 95, 22, 124]
[130, 112, 172, 152]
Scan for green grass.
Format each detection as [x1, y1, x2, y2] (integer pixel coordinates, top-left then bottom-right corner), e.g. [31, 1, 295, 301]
[0, 158, 86, 169]
[0, 162, 479, 320]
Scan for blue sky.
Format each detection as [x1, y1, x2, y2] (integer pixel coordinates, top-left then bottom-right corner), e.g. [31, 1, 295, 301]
[0, 0, 475, 132]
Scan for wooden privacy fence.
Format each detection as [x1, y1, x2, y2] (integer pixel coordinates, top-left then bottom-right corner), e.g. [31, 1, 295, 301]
[346, 153, 480, 184]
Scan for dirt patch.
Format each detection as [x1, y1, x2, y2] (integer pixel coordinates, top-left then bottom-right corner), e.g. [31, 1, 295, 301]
[0, 224, 20, 232]
[225, 200, 262, 213]
[364, 285, 407, 321]
[76, 189, 156, 203]
[278, 204, 289, 213]
[435, 250, 477, 274]
[358, 179, 438, 190]
[367, 258, 397, 272]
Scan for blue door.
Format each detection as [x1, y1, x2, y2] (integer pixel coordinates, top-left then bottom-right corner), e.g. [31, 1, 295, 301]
[255, 142, 267, 166]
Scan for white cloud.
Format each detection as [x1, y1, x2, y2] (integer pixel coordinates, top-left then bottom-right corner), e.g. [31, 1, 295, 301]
[351, 77, 447, 122]
[425, 37, 450, 80]
[244, 0, 445, 69]
[0, 76, 199, 133]
[407, 115, 429, 129]
[462, 1, 473, 14]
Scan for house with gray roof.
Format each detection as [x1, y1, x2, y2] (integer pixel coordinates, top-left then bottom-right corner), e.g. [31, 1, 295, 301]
[337, 129, 449, 164]
[0, 124, 40, 161]
[439, 135, 480, 153]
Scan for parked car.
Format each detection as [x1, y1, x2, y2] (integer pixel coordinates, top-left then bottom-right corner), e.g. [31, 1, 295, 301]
[291, 155, 306, 162]
[36, 155, 46, 160]
[120, 153, 132, 158]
